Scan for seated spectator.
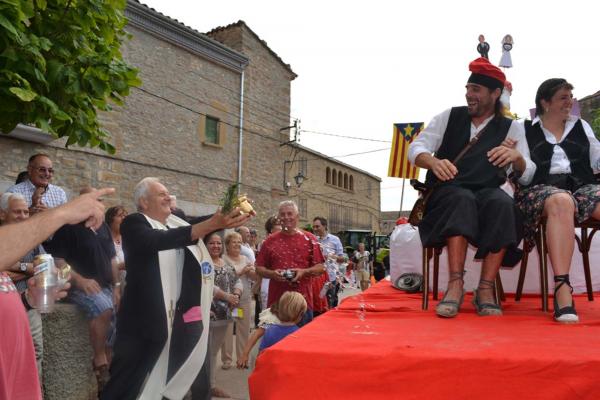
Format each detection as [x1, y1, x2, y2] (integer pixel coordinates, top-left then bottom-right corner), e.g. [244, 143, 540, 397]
[7, 153, 67, 213]
[45, 187, 119, 392]
[206, 232, 243, 399]
[0, 193, 45, 381]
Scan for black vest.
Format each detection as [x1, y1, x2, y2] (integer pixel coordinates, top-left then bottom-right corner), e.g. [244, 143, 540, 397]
[425, 107, 512, 190]
[525, 119, 595, 189]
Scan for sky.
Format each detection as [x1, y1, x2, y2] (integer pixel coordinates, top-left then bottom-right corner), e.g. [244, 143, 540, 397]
[140, 0, 600, 211]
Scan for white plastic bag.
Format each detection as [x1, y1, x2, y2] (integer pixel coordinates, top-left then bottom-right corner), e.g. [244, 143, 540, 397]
[389, 224, 423, 284]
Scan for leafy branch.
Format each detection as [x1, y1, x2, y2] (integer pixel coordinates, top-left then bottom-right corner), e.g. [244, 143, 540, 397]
[0, 0, 141, 153]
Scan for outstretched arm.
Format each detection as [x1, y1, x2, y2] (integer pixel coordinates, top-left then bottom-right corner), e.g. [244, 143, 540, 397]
[237, 327, 265, 369]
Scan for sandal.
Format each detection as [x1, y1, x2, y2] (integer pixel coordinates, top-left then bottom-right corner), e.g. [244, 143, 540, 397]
[553, 274, 578, 324]
[435, 272, 466, 318]
[472, 278, 502, 316]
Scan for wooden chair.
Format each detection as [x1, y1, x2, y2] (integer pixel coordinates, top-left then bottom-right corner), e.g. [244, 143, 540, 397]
[421, 245, 504, 310]
[515, 217, 599, 311]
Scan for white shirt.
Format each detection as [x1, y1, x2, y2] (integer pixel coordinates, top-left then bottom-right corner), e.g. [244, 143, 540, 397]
[530, 115, 600, 174]
[408, 108, 536, 185]
[240, 243, 256, 264]
[7, 179, 68, 207]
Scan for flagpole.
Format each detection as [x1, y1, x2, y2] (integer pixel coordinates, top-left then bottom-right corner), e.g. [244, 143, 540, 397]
[399, 178, 406, 217]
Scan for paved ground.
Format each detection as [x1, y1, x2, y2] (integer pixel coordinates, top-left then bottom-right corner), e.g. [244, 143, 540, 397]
[212, 285, 362, 399]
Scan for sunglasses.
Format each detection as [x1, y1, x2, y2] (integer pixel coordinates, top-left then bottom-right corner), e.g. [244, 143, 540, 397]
[34, 167, 55, 175]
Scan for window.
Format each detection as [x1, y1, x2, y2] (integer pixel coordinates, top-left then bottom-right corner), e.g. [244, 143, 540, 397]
[299, 198, 307, 218]
[343, 173, 348, 189]
[299, 158, 308, 176]
[349, 175, 354, 191]
[338, 171, 343, 187]
[332, 169, 337, 186]
[326, 167, 331, 184]
[205, 116, 219, 144]
[367, 181, 372, 198]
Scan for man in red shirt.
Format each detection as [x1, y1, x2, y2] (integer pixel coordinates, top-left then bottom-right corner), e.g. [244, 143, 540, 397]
[256, 200, 325, 325]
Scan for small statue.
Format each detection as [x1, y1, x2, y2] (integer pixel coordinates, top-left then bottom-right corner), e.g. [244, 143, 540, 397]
[499, 34, 513, 68]
[477, 34, 490, 59]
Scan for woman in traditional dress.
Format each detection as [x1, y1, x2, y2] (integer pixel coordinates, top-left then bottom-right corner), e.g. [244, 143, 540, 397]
[514, 78, 600, 324]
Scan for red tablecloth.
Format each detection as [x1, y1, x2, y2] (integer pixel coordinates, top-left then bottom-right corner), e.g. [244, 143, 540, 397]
[249, 280, 600, 399]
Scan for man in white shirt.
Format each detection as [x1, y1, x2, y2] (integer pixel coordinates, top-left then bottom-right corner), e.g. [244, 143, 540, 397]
[408, 57, 532, 318]
[7, 153, 68, 214]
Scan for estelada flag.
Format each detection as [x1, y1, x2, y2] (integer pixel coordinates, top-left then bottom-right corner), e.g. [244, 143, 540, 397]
[387, 122, 424, 178]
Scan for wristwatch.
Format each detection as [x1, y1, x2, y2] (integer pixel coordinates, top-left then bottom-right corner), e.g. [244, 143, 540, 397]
[19, 263, 28, 272]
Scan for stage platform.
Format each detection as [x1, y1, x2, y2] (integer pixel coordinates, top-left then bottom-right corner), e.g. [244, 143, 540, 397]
[249, 280, 600, 399]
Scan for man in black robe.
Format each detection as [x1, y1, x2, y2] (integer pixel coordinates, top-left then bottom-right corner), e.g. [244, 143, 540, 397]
[408, 57, 533, 318]
[101, 177, 250, 399]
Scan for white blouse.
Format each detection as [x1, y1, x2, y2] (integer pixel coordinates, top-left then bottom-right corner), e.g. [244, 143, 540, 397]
[408, 108, 536, 185]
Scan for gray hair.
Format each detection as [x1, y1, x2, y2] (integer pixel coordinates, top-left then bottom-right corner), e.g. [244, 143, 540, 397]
[278, 200, 299, 214]
[133, 177, 161, 211]
[0, 192, 26, 211]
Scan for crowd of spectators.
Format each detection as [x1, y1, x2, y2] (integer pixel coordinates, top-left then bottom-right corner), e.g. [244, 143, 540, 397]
[0, 152, 364, 399]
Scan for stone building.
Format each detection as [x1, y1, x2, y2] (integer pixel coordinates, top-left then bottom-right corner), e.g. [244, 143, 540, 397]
[0, 1, 381, 235]
[0, 2, 295, 228]
[283, 143, 381, 234]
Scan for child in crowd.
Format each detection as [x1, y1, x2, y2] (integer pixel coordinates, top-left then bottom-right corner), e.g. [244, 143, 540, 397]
[237, 291, 307, 368]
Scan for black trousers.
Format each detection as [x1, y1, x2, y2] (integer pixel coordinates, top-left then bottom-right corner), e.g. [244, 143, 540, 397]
[101, 313, 210, 400]
[100, 333, 163, 400]
[419, 185, 521, 260]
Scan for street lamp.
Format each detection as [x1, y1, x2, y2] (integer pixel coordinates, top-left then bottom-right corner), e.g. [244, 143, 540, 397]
[294, 171, 305, 187]
[283, 160, 307, 192]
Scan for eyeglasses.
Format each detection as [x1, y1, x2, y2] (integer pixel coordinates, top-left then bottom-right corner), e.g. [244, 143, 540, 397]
[34, 167, 54, 175]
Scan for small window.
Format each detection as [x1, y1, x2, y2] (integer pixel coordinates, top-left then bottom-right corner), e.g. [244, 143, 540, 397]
[205, 116, 219, 144]
[349, 175, 354, 191]
[343, 173, 348, 189]
[338, 171, 343, 187]
[367, 181, 372, 197]
[326, 167, 331, 184]
[299, 198, 307, 218]
[332, 169, 337, 186]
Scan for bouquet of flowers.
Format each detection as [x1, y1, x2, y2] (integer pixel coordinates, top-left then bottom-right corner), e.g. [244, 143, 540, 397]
[220, 183, 254, 215]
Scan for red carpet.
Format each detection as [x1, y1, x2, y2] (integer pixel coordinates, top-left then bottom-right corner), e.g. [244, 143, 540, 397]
[249, 281, 600, 399]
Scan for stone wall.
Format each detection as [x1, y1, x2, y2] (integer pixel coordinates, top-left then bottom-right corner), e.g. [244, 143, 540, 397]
[42, 304, 96, 400]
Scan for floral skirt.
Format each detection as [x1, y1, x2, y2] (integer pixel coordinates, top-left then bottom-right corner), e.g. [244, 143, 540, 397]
[515, 184, 600, 251]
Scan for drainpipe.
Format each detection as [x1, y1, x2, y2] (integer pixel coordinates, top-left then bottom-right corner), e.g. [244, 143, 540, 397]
[237, 70, 245, 195]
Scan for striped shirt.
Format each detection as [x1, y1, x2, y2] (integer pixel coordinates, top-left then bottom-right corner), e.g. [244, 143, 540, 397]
[7, 180, 68, 208]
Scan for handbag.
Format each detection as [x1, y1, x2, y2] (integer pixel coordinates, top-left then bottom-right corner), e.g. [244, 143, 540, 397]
[408, 125, 491, 226]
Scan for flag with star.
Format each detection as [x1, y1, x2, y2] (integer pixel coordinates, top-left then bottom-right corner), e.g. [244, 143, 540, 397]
[387, 122, 424, 178]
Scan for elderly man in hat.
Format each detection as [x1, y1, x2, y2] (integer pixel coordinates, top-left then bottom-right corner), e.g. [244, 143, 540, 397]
[408, 57, 535, 318]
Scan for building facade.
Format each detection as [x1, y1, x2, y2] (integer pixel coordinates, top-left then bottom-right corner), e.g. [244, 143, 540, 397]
[0, 1, 381, 236]
[284, 144, 381, 234]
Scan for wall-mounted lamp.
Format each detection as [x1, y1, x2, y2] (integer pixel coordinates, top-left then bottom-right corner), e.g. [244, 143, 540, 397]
[283, 160, 307, 192]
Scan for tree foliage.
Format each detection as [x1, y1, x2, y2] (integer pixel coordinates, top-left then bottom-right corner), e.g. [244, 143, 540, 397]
[0, 0, 141, 153]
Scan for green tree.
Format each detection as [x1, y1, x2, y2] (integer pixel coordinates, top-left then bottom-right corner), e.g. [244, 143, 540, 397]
[0, 0, 141, 153]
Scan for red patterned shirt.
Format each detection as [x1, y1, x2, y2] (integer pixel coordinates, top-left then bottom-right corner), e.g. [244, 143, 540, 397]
[256, 230, 325, 309]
